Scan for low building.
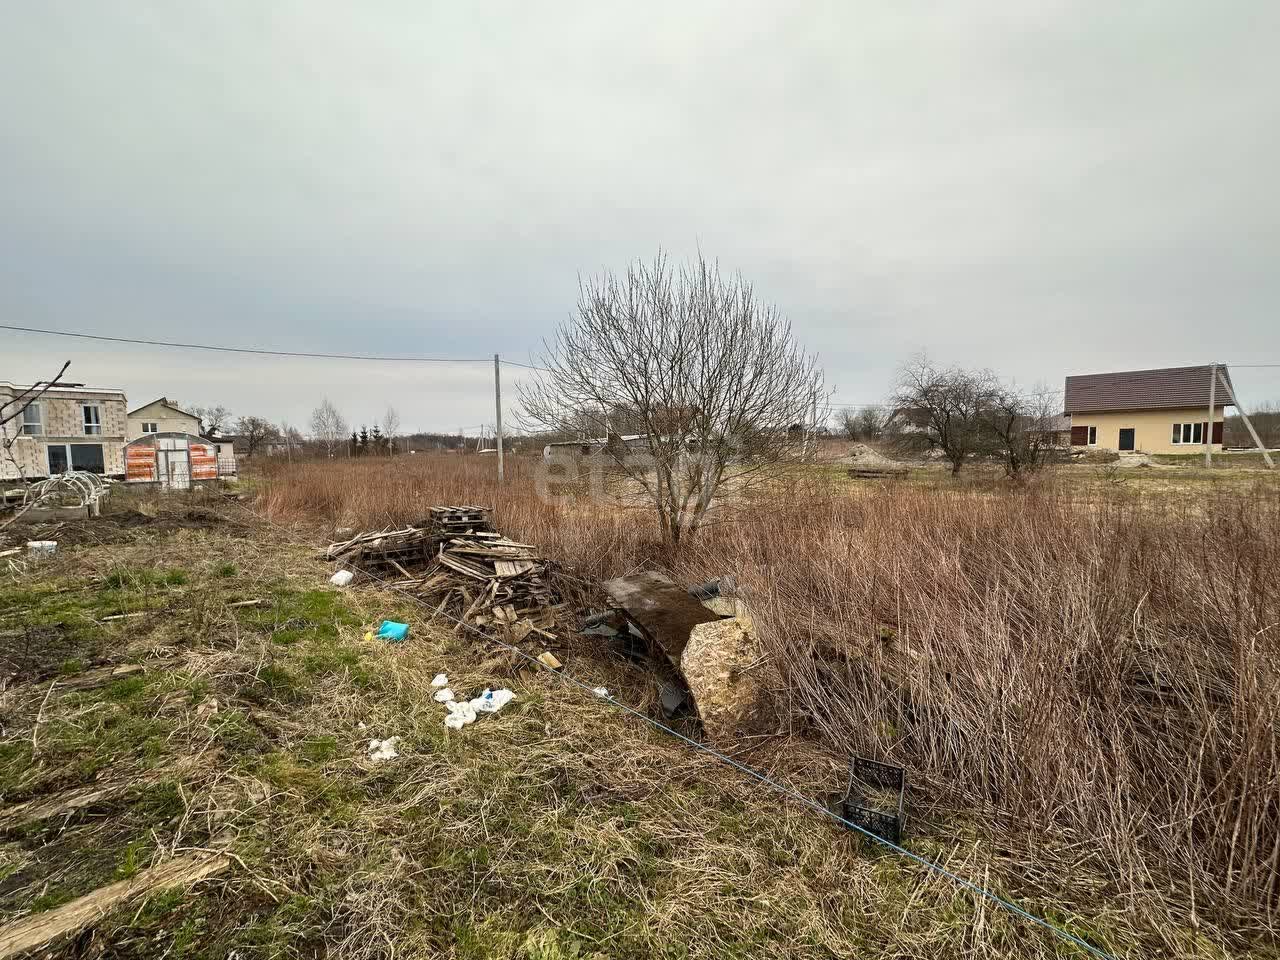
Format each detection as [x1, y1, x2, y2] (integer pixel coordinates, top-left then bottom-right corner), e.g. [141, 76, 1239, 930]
[542, 434, 648, 460]
[203, 433, 239, 472]
[1, 381, 129, 479]
[1064, 365, 1232, 454]
[126, 397, 203, 441]
[1030, 414, 1073, 447]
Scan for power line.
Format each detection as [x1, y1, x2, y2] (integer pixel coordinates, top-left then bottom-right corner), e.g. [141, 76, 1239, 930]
[0, 323, 493, 364]
[501, 358, 554, 372]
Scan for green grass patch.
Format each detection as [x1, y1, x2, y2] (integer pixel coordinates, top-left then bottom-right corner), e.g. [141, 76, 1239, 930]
[30, 888, 77, 913]
[102, 566, 189, 590]
[298, 736, 339, 764]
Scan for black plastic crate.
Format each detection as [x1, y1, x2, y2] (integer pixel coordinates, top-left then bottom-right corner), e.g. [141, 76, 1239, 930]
[835, 756, 906, 845]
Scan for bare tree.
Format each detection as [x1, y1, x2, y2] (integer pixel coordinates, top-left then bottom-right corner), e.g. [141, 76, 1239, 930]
[838, 405, 884, 441]
[310, 398, 348, 458]
[984, 387, 1060, 478]
[278, 421, 304, 459]
[521, 251, 824, 547]
[191, 404, 232, 435]
[236, 415, 280, 458]
[380, 405, 401, 455]
[892, 356, 998, 475]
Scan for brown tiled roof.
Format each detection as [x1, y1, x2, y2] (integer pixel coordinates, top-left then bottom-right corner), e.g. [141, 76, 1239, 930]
[1063, 365, 1234, 414]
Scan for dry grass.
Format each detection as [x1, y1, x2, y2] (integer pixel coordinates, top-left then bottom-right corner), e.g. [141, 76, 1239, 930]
[0, 492, 1213, 958]
[252, 453, 1280, 955]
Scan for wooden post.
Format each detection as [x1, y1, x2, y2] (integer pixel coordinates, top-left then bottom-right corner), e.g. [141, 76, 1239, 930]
[494, 354, 505, 482]
[1219, 367, 1274, 469]
[1205, 362, 1216, 467]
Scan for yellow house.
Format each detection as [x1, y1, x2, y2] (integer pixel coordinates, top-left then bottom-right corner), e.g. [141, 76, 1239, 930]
[1064, 365, 1232, 455]
[126, 397, 203, 441]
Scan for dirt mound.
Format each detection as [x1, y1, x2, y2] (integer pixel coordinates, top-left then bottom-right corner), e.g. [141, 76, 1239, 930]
[838, 443, 906, 470]
[1111, 453, 1171, 469]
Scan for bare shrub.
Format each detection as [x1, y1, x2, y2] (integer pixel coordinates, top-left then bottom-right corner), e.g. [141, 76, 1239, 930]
[519, 251, 824, 547]
[891, 357, 997, 475]
[984, 387, 1061, 478]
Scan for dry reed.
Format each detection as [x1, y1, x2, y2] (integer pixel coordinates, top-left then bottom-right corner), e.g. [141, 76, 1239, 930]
[254, 453, 1280, 943]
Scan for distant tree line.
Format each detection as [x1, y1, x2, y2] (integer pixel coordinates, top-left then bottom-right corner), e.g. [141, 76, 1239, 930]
[1224, 405, 1280, 449]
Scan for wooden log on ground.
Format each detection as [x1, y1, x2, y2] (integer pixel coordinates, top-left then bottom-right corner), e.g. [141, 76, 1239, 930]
[0, 851, 230, 959]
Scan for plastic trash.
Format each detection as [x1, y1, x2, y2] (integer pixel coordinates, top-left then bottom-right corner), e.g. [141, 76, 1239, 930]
[329, 570, 354, 587]
[375, 620, 410, 642]
[433, 688, 455, 703]
[26, 541, 57, 556]
[444, 700, 477, 730]
[593, 687, 610, 699]
[469, 688, 515, 714]
[367, 737, 400, 761]
[431, 673, 449, 688]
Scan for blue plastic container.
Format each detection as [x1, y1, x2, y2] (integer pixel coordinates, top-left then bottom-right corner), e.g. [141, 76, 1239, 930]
[375, 620, 410, 642]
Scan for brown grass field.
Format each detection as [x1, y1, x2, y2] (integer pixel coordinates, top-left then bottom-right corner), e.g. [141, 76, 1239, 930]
[254, 452, 1280, 955]
[0, 452, 1276, 958]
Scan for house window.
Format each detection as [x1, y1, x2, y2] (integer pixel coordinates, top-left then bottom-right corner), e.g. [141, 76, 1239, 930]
[142, 422, 158, 434]
[82, 404, 102, 435]
[47, 443, 106, 475]
[1086, 426, 1097, 446]
[21, 402, 43, 436]
[1172, 423, 1205, 445]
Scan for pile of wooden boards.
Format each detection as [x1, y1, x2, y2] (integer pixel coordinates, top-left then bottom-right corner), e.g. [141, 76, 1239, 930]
[429, 529, 562, 637]
[324, 526, 438, 577]
[325, 505, 563, 640]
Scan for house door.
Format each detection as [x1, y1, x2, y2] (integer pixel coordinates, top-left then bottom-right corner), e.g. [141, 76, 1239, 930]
[1118, 428, 1136, 452]
[156, 437, 190, 490]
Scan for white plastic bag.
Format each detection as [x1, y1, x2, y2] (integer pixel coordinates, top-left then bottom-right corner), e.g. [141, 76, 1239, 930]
[469, 688, 515, 714]
[444, 700, 477, 730]
[329, 570, 354, 587]
[367, 736, 401, 761]
[433, 688, 455, 703]
[430, 673, 449, 688]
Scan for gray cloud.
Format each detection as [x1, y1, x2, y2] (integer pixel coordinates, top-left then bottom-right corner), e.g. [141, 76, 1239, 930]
[3, 1, 1279, 428]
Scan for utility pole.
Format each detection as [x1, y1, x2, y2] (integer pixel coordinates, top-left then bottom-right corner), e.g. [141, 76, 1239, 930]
[1205, 362, 1216, 467]
[494, 354, 505, 482]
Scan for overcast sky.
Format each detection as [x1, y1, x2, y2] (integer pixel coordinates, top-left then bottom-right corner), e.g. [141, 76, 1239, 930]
[3, 2, 1278, 434]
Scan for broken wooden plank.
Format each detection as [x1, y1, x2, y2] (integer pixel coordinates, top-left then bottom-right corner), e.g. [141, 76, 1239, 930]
[437, 552, 496, 581]
[0, 783, 125, 829]
[0, 851, 230, 960]
[602, 572, 721, 665]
